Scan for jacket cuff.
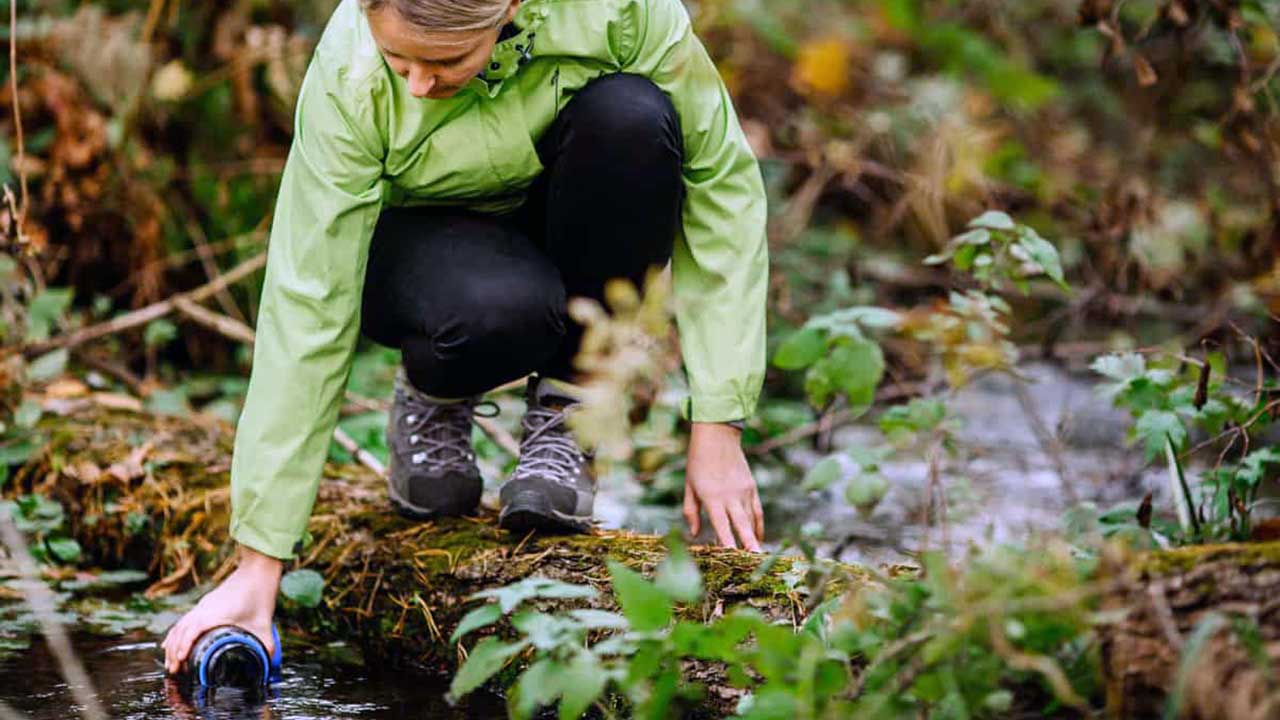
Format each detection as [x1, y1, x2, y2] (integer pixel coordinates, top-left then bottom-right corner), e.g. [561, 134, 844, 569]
[230, 516, 300, 561]
[681, 392, 756, 424]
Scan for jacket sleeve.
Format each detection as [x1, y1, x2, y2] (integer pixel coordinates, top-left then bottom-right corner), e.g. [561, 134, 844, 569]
[229, 54, 385, 559]
[621, 0, 769, 423]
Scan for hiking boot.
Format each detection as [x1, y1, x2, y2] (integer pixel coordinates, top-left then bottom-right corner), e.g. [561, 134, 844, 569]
[498, 377, 595, 533]
[386, 371, 496, 519]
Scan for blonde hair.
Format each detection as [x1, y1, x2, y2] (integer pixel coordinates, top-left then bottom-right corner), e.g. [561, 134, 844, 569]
[359, 0, 512, 32]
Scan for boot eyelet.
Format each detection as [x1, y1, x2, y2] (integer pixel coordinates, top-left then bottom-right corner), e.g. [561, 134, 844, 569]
[409, 434, 419, 444]
[405, 414, 416, 424]
[411, 452, 426, 464]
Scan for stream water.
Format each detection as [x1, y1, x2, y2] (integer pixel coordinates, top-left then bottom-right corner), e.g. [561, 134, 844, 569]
[0, 631, 505, 719]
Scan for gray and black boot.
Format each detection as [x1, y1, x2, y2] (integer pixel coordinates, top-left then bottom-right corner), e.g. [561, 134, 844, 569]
[498, 377, 595, 533]
[386, 371, 495, 520]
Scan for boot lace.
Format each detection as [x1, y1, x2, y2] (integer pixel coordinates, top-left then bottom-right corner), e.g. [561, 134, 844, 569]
[512, 405, 585, 485]
[400, 394, 498, 470]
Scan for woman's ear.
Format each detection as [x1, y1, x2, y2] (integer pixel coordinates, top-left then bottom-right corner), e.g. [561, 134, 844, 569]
[505, 0, 521, 24]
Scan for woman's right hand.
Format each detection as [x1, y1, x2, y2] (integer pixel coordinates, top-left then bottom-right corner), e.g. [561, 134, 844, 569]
[161, 544, 283, 675]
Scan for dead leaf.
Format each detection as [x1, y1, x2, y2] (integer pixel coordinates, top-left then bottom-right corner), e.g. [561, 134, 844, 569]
[791, 37, 853, 99]
[1133, 54, 1158, 87]
[46, 377, 89, 399]
[65, 461, 104, 484]
[106, 442, 153, 483]
[91, 392, 143, 412]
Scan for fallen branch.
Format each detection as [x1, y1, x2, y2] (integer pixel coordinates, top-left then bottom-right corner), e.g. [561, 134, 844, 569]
[21, 253, 267, 358]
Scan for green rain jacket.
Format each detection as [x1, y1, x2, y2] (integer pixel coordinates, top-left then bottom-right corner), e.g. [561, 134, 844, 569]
[230, 0, 769, 559]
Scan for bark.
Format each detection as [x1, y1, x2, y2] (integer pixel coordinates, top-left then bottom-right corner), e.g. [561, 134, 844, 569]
[1100, 544, 1280, 720]
[8, 405, 1280, 718]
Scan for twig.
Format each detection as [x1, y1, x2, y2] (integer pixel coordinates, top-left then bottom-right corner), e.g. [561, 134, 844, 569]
[173, 296, 256, 345]
[168, 192, 247, 323]
[0, 510, 108, 720]
[21, 252, 267, 357]
[8, 0, 28, 229]
[333, 426, 386, 478]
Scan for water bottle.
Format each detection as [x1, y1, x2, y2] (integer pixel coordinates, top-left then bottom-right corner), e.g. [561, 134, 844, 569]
[179, 624, 283, 689]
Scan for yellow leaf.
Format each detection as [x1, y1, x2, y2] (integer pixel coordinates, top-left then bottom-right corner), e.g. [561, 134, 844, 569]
[791, 37, 852, 99]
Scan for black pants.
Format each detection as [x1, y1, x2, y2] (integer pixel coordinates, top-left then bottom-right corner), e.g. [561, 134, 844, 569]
[360, 74, 684, 397]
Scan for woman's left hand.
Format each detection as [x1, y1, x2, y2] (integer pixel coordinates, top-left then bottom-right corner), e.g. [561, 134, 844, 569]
[683, 422, 764, 551]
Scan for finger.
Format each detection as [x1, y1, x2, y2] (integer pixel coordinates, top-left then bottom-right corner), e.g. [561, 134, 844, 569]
[728, 503, 761, 552]
[682, 484, 701, 537]
[170, 621, 201, 674]
[707, 504, 737, 549]
[751, 491, 765, 540]
[162, 620, 183, 673]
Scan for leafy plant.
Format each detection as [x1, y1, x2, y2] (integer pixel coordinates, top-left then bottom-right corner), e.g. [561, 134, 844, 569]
[449, 537, 1103, 719]
[0, 495, 82, 565]
[1091, 351, 1279, 542]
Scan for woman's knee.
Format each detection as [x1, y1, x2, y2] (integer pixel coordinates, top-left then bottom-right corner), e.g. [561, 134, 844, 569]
[557, 74, 682, 158]
[399, 274, 568, 396]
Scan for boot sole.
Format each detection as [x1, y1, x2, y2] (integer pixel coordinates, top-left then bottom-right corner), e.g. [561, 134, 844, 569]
[499, 491, 592, 534]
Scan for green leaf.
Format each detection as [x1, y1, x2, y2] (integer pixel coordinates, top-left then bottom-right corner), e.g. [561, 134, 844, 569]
[803, 454, 853, 491]
[608, 561, 672, 632]
[566, 609, 629, 630]
[1017, 231, 1067, 287]
[772, 327, 825, 370]
[46, 536, 82, 564]
[1134, 410, 1187, 461]
[0, 439, 37, 466]
[449, 636, 529, 701]
[967, 210, 1016, 231]
[27, 349, 68, 382]
[844, 472, 889, 514]
[14, 401, 42, 429]
[451, 603, 503, 643]
[511, 610, 582, 652]
[804, 336, 884, 413]
[145, 388, 190, 416]
[654, 536, 703, 603]
[280, 568, 325, 608]
[470, 576, 597, 614]
[144, 319, 178, 348]
[559, 650, 608, 720]
[510, 657, 560, 719]
[25, 288, 73, 342]
[1091, 353, 1146, 383]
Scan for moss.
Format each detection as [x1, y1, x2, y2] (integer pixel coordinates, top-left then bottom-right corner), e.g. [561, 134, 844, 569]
[1134, 540, 1280, 577]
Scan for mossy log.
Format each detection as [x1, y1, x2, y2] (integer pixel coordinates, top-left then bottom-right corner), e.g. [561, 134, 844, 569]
[8, 406, 1280, 718]
[1100, 544, 1280, 720]
[12, 407, 846, 715]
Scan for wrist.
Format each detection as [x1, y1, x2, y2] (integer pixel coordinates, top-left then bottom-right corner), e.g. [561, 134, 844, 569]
[236, 544, 284, 580]
[691, 421, 743, 441]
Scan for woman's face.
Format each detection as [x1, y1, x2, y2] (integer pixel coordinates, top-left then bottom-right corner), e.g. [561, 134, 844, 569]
[367, 1, 520, 100]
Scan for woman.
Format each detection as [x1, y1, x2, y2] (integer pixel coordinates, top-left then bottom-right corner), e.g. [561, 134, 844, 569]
[162, 0, 768, 672]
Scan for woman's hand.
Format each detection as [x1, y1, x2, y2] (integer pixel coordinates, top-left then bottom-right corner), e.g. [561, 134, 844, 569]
[161, 544, 282, 674]
[683, 422, 764, 551]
